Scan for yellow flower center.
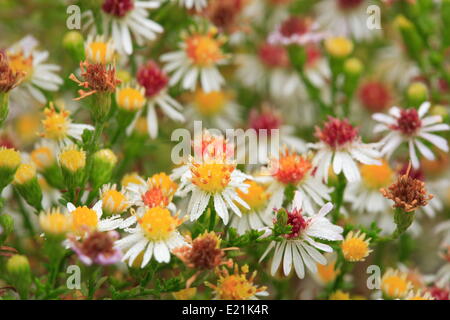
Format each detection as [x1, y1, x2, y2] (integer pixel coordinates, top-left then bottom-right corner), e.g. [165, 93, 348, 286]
[215, 274, 258, 300]
[193, 90, 227, 116]
[102, 189, 127, 214]
[71, 206, 98, 233]
[185, 32, 225, 67]
[138, 207, 181, 241]
[382, 272, 410, 298]
[39, 210, 71, 235]
[7, 51, 33, 81]
[42, 107, 71, 141]
[341, 232, 371, 262]
[236, 180, 268, 213]
[59, 148, 86, 172]
[14, 164, 36, 184]
[191, 161, 235, 193]
[116, 87, 146, 111]
[0, 147, 21, 169]
[361, 159, 393, 190]
[31, 146, 54, 170]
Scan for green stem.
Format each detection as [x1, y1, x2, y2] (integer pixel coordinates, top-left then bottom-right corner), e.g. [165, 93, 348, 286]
[208, 206, 216, 231]
[332, 173, 346, 223]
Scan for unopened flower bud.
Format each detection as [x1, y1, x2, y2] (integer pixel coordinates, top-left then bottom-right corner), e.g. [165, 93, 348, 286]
[0, 214, 14, 243]
[0, 147, 21, 192]
[59, 145, 86, 189]
[90, 149, 117, 189]
[431, 105, 449, 118]
[6, 254, 32, 299]
[407, 82, 428, 107]
[343, 58, 363, 97]
[344, 58, 363, 76]
[325, 37, 353, 59]
[31, 144, 64, 189]
[100, 184, 129, 216]
[13, 164, 43, 211]
[39, 208, 71, 236]
[63, 31, 85, 62]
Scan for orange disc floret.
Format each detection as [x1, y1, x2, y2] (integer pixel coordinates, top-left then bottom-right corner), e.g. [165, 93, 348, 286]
[271, 149, 312, 185]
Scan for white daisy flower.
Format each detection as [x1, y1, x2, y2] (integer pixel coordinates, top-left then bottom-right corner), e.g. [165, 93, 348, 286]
[40, 103, 94, 147]
[230, 180, 273, 235]
[134, 60, 185, 139]
[115, 206, 187, 267]
[177, 153, 251, 225]
[260, 192, 343, 279]
[160, 27, 229, 92]
[315, 0, 382, 41]
[309, 116, 382, 182]
[83, 0, 163, 55]
[66, 200, 124, 236]
[7, 36, 62, 107]
[262, 148, 332, 216]
[373, 102, 450, 169]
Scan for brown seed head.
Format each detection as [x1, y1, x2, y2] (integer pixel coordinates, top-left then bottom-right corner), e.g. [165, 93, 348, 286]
[380, 164, 433, 212]
[69, 60, 121, 100]
[0, 51, 24, 93]
[173, 232, 232, 270]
